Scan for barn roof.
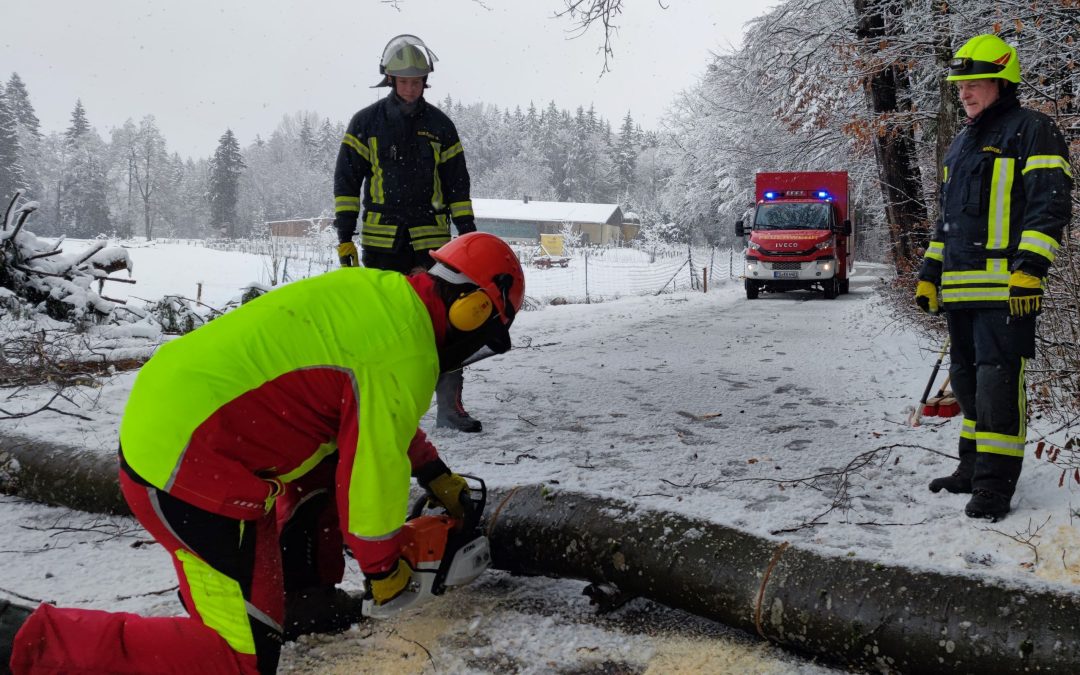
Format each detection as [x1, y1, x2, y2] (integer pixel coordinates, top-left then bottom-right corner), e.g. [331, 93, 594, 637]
[473, 199, 621, 224]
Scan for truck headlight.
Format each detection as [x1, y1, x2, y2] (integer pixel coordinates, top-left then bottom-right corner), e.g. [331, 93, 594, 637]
[815, 240, 832, 250]
[747, 241, 761, 251]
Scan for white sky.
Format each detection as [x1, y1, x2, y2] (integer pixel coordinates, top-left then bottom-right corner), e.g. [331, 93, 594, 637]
[2, 0, 774, 159]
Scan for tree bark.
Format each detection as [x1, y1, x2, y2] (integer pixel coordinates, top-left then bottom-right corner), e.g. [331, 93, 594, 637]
[484, 486, 1080, 674]
[852, 0, 929, 271]
[0, 433, 127, 514]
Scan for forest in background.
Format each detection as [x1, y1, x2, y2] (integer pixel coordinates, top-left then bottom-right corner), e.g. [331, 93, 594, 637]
[0, 0, 1075, 262]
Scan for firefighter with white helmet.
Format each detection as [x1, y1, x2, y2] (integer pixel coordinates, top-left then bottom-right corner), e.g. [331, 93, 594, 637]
[916, 33, 1072, 520]
[334, 34, 486, 433]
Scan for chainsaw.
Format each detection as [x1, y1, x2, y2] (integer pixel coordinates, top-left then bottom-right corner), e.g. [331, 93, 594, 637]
[362, 474, 491, 619]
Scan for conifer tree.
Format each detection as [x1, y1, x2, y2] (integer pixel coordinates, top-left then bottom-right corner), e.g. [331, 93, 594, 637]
[5, 73, 41, 139]
[60, 100, 110, 237]
[613, 111, 637, 192]
[208, 129, 245, 238]
[0, 88, 25, 203]
[65, 100, 90, 142]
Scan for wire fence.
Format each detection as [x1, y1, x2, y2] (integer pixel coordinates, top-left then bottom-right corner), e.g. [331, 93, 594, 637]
[179, 237, 743, 307]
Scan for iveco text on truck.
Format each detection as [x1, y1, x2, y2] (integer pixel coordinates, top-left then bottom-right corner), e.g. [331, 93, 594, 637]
[735, 171, 854, 300]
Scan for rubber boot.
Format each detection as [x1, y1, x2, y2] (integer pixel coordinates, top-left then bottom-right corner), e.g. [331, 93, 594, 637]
[436, 369, 482, 433]
[924, 444, 976, 492]
[928, 450, 976, 494]
[966, 453, 1021, 522]
[283, 586, 364, 641]
[965, 488, 1011, 522]
[1, 599, 34, 674]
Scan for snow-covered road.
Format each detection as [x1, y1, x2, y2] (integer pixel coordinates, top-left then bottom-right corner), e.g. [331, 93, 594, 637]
[4, 250, 1079, 672]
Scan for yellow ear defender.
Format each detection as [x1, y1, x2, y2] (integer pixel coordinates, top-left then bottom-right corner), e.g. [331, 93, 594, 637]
[448, 290, 493, 331]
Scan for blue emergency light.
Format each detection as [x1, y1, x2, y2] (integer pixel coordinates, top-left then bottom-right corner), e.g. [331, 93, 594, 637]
[816, 190, 830, 199]
[764, 191, 778, 200]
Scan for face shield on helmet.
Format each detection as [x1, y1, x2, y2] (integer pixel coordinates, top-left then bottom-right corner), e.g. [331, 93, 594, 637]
[947, 34, 1021, 84]
[427, 233, 526, 371]
[373, 34, 438, 88]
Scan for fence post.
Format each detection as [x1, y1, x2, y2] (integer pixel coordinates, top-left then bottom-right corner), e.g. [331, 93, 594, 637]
[585, 249, 590, 304]
[687, 244, 696, 291]
[703, 266, 708, 293]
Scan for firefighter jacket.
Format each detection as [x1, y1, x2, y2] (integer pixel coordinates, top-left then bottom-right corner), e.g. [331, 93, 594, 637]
[919, 90, 1073, 309]
[334, 93, 476, 253]
[119, 268, 441, 573]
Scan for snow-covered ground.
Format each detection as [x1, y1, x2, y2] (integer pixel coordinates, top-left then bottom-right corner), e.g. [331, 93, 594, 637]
[3, 241, 1079, 672]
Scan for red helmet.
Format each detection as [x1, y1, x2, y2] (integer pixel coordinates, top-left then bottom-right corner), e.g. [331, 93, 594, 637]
[430, 232, 524, 325]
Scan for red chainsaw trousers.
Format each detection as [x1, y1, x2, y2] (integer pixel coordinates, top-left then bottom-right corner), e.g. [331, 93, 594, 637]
[10, 470, 285, 674]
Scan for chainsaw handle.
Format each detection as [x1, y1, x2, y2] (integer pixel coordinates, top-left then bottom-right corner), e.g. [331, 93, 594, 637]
[409, 474, 487, 525]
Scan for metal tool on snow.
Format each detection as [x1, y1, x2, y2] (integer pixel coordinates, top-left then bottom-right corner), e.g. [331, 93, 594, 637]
[910, 338, 951, 427]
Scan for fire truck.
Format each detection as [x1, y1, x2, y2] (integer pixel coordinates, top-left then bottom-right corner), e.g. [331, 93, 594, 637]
[735, 171, 854, 300]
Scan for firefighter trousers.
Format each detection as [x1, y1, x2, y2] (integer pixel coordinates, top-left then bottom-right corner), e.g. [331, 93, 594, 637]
[946, 308, 1034, 498]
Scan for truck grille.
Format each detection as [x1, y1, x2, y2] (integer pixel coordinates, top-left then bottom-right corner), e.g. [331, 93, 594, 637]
[769, 262, 803, 270]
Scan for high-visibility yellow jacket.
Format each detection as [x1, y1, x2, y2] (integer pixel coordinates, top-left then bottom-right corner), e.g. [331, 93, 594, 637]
[333, 93, 475, 253]
[119, 268, 440, 572]
[919, 91, 1072, 309]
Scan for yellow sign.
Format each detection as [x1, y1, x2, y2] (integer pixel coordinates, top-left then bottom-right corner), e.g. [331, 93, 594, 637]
[540, 234, 564, 256]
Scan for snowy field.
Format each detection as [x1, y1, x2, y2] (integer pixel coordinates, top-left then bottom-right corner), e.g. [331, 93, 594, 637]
[3, 240, 1080, 672]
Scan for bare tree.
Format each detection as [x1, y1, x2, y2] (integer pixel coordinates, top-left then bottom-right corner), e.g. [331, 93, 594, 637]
[128, 116, 167, 241]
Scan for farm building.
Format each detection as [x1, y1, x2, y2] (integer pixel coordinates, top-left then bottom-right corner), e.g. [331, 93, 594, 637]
[265, 199, 640, 244]
[267, 218, 333, 238]
[472, 198, 639, 245]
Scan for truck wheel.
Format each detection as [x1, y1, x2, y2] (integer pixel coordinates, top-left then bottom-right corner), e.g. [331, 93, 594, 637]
[823, 278, 838, 299]
[839, 279, 850, 295]
[745, 280, 759, 300]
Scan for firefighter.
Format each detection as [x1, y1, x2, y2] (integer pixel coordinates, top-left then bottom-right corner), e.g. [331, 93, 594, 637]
[916, 33, 1072, 521]
[334, 34, 484, 433]
[6, 232, 525, 674]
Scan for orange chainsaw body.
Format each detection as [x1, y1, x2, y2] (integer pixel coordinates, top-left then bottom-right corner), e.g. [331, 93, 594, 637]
[400, 514, 457, 568]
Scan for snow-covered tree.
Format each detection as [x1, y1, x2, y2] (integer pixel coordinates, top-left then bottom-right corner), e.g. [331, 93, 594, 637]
[209, 129, 244, 237]
[59, 100, 110, 238]
[126, 115, 168, 240]
[0, 87, 25, 205]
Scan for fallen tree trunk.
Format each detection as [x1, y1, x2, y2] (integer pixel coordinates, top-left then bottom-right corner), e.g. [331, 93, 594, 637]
[3, 436, 1078, 672]
[0, 433, 127, 515]
[482, 485, 1080, 674]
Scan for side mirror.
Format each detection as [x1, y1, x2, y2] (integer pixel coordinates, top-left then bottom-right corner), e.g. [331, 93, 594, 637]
[842, 219, 852, 236]
[735, 220, 745, 237]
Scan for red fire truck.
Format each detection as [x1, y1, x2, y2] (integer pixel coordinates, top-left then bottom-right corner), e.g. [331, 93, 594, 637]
[735, 171, 854, 300]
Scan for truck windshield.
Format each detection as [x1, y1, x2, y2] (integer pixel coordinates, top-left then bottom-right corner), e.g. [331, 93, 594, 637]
[753, 203, 832, 231]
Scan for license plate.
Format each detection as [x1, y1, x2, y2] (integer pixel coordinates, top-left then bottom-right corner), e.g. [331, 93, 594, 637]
[773, 271, 799, 279]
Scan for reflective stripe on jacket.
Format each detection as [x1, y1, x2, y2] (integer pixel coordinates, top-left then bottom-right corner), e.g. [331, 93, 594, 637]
[334, 93, 475, 252]
[919, 92, 1072, 309]
[119, 269, 439, 565]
